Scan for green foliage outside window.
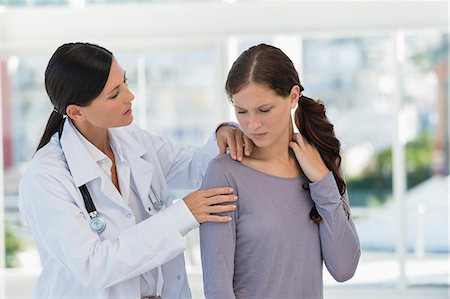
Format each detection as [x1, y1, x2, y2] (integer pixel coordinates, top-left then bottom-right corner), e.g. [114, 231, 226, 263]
[347, 132, 433, 206]
[5, 220, 25, 268]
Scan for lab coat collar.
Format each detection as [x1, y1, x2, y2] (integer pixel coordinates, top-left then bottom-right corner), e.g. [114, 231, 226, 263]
[109, 125, 147, 159]
[76, 130, 127, 166]
[60, 119, 106, 187]
[108, 132, 127, 164]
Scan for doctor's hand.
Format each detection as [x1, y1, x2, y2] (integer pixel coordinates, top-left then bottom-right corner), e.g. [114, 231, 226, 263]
[183, 187, 237, 223]
[289, 133, 330, 183]
[216, 125, 254, 161]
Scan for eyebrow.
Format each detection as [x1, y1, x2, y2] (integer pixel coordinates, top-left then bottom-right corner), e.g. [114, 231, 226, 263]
[106, 71, 126, 96]
[234, 103, 272, 110]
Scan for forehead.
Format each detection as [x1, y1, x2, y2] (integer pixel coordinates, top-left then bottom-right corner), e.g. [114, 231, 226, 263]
[102, 58, 124, 92]
[232, 83, 282, 107]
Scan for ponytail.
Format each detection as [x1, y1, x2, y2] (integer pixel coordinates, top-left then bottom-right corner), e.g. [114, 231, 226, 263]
[36, 109, 64, 152]
[295, 95, 346, 224]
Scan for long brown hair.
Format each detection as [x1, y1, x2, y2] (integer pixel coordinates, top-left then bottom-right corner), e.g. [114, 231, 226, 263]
[225, 43, 346, 224]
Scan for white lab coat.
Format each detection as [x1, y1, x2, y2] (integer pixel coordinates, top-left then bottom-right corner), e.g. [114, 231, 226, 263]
[18, 119, 220, 298]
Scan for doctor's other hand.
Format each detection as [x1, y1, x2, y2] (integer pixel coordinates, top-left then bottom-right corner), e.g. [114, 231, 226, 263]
[216, 125, 254, 161]
[183, 187, 237, 224]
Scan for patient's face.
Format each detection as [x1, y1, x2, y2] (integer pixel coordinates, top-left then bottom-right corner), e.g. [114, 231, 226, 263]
[232, 82, 296, 148]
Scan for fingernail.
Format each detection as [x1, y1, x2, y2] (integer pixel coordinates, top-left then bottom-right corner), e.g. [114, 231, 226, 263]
[229, 188, 234, 193]
[227, 217, 232, 221]
[245, 150, 250, 155]
[232, 205, 237, 209]
[233, 196, 238, 200]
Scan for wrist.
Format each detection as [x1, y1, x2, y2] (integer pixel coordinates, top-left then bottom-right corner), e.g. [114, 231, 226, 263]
[312, 169, 330, 182]
[215, 122, 239, 134]
[164, 199, 199, 236]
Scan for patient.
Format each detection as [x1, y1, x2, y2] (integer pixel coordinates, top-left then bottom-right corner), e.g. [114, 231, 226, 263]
[200, 44, 361, 299]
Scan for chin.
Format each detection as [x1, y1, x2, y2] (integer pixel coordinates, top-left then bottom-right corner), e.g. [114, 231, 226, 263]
[251, 139, 271, 148]
[123, 115, 134, 126]
[110, 117, 133, 128]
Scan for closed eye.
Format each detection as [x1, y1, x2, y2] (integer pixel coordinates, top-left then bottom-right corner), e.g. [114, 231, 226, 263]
[110, 91, 120, 99]
[110, 76, 128, 99]
[260, 108, 271, 113]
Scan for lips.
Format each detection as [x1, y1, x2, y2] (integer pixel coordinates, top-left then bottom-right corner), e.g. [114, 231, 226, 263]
[251, 133, 267, 139]
[123, 107, 132, 115]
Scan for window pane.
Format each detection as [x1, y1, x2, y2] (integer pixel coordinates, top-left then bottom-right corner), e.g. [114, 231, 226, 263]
[143, 49, 222, 144]
[303, 35, 395, 207]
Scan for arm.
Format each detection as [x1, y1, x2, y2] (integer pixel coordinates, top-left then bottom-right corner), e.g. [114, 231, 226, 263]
[19, 167, 190, 290]
[289, 133, 360, 282]
[146, 123, 251, 190]
[199, 159, 237, 299]
[152, 133, 218, 190]
[309, 171, 361, 282]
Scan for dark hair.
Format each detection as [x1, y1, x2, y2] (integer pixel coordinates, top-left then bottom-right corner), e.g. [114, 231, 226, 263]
[36, 42, 113, 151]
[225, 43, 346, 224]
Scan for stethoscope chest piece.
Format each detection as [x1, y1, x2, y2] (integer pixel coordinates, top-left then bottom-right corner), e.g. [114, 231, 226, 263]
[89, 211, 106, 233]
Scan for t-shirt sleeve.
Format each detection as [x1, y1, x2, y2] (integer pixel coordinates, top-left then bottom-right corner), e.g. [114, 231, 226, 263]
[199, 158, 237, 299]
[309, 171, 361, 282]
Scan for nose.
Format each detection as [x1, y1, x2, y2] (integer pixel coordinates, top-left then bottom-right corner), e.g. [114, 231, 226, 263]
[124, 85, 135, 103]
[248, 114, 262, 131]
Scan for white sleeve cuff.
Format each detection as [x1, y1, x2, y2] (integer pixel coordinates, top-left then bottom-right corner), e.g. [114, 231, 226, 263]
[214, 122, 240, 141]
[162, 198, 199, 237]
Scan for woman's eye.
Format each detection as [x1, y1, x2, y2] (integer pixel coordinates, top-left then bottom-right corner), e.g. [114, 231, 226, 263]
[260, 109, 271, 113]
[124, 77, 128, 85]
[237, 110, 247, 114]
[110, 92, 119, 99]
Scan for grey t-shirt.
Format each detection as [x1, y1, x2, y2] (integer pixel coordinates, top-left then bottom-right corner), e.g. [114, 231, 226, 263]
[200, 155, 360, 299]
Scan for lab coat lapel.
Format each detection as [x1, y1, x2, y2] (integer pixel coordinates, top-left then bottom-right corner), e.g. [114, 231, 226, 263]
[111, 128, 155, 211]
[127, 152, 154, 209]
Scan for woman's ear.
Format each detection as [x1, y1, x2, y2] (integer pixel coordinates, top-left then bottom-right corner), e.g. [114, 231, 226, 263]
[66, 104, 85, 121]
[289, 85, 300, 109]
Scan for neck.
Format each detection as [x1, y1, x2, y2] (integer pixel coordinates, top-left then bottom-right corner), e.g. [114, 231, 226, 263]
[71, 120, 111, 154]
[252, 120, 295, 163]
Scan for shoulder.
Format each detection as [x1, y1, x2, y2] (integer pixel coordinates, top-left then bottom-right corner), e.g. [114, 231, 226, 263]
[19, 136, 73, 206]
[203, 154, 245, 186]
[207, 154, 241, 174]
[27, 135, 68, 177]
[202, 155, 235, 189]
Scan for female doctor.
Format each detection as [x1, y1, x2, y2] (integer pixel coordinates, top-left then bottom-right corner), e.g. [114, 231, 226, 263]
[18, 42, 252, 299]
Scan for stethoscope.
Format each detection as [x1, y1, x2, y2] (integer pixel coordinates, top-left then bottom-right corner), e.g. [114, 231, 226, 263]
[58, 118, 164, 233]
[148, 184, 165, 212]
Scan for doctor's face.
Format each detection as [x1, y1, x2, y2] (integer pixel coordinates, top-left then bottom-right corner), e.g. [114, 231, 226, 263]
[80, 58, 134, 128]
[232, 82, 298, 148]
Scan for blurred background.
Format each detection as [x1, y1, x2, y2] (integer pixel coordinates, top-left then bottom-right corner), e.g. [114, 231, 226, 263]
[0, 0, 448, 298]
